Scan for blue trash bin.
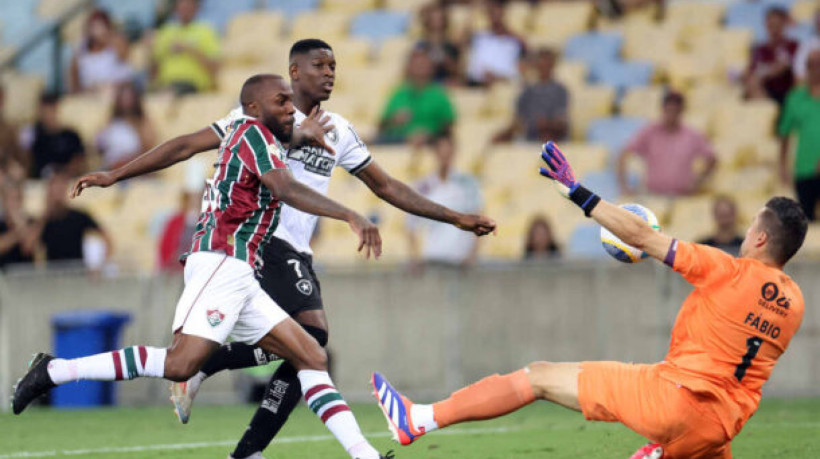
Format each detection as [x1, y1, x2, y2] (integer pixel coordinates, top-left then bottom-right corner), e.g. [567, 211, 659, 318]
[52, 311, 131, 408]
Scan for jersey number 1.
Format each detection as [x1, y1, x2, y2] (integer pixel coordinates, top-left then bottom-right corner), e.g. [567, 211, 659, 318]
[734, 336, 763, 382]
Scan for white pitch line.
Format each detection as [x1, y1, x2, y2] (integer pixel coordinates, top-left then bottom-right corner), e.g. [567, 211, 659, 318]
[0, 426, 517, 458]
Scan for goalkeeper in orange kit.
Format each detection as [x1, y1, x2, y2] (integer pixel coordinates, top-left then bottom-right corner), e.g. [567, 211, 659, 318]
[372, 142, 808, 458]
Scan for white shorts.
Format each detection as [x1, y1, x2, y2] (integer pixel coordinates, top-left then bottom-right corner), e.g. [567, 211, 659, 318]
[171, 251, 289, 345]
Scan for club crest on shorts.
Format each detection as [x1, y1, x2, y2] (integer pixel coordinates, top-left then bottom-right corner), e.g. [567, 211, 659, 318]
[206, 309, 224, 327]
[296, 279, 313, 296]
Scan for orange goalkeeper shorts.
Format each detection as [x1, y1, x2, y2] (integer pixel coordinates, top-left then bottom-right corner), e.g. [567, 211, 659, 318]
[578, 361, 731, 459]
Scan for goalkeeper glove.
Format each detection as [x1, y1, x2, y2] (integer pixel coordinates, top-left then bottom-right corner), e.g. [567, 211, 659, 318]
[538, 141, 601, 217]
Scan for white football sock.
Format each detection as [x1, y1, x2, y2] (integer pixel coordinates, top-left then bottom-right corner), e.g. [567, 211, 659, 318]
[298, 369, 379, 459]
[411, 403, 439, 433]
[47, 346, 166, 384]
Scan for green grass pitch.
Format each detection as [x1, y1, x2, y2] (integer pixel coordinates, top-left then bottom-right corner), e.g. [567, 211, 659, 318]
[1, 398, 818, 458]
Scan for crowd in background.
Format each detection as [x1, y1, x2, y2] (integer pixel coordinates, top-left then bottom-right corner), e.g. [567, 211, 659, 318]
[0, 0, 819, 272]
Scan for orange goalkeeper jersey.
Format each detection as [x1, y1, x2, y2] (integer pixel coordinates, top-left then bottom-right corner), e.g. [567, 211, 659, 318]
[658, 240, 804, 438]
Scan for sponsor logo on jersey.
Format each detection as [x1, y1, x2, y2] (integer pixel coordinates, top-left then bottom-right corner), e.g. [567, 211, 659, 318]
[287, 146, 334, 177]
[206, 309, 225, 327]
[296, 279, 314, 296]
[757, 281, 790, 317]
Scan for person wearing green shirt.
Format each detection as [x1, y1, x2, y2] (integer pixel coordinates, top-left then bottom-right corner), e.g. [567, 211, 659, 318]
[378, 47, 456, 145]
[152, 0, 220, 94]
[779, 48, 820, 220]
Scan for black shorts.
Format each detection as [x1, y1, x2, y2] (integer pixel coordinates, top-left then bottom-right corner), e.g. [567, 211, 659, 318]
[257, 237, 323, 316]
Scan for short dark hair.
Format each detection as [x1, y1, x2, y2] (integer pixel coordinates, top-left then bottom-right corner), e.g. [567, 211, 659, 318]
[39, 92, 60, 106]
[760, 197, 808, 265]
[662, 90, 685, 107]
[240, 73, 284, 108]
[289, 39, 333, 60]
[766, 6, 789, 19]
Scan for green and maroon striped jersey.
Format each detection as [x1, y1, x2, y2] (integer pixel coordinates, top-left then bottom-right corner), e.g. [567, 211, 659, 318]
[188, 116, 288, 269]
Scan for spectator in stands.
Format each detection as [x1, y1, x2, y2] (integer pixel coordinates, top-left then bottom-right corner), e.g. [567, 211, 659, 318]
[68, 9, 133, 94]
[744, 7, 799, 105]
[416, 3, 461, 85]
[0, 180, 34, 268]
[464, 0, 526, 86]
[19, 93, 86, 179]
[793, 8, 820, 82]
[158, 190, 201, 271]
[28, 171, 112, 265]
[377, 48, 456, 146]
[617, 91, 716, 196]
[96, 82, 156, 170]
[779, 48, 820, 221]
[493, 48, 569, 143]
[407, 136, 482, 268]
[0, 87, 25, 179]
[152, 0, 220, 94]
[698, 195, 744, 256]
[523, 215, 560, 260]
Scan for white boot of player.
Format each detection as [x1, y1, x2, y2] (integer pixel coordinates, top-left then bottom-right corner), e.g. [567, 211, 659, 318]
[170, 371, 207, 424]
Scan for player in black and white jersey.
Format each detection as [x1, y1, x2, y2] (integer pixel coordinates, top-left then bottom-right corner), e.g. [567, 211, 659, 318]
[73, 39, 496, 459]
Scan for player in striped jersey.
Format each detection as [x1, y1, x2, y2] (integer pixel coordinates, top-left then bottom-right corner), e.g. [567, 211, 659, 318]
[67, 38, 495, 459]
[12, 74, 390, 459]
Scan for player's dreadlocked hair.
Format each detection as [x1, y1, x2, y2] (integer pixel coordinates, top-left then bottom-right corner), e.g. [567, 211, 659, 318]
[289, 39, 333, 60]
[761, 197, 808, 265]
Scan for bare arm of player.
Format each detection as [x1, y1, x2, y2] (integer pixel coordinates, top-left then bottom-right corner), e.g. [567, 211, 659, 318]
[356, 162, 497, 236]
[261, 169, 382, 259]
[71, 127, 220, 197]
[588, 201, 672, 262]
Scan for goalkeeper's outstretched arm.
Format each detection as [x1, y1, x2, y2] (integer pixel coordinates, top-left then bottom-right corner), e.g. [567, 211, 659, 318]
[538, 141, 674, 263]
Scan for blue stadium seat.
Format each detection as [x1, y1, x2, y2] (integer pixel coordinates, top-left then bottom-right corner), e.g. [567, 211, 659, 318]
[350, 10, 410, 43]
[590, 60, 653, 95]
[97, 0, 157, 30]
[564, 32, 623, 70]
[198, 0, 257, 33]
[566, 224, 608, 259]
[579, 170, 621, 201]
[18, 38, 72, 88]
[788, 21, 816, 43]
[2, 2, 42, 46]
[264, 0, 319, 18]
[586, 117, 648, 161]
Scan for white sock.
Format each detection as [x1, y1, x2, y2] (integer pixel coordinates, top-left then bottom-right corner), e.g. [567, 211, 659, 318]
[47, 346, 166, 384]
[298, 369, 379, 459]
[411, 403, 439, 433]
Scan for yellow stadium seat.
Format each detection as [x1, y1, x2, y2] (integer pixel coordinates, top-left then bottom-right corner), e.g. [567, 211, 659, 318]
[798, 223, 820, 257]
[792, 0, 818, 22]
[2, 72, 44, 124]
[176, 94, 236, 124]
[666, 52, 723, 90]
[454, 118, 507, 171]
[57, 94, 110, 145]
[221, 34, 289, 67]
[336, 64, 401, 99]
[666, 1, 725, 41]
[217, 65, 272, 95]
[378, 36, 413, 68]
[711, 166, 775, 198]
[226, 11, 284, 41]
[448, 4, 478, 39]
[712, 99, 778, 142]
[322, 0, 377, 13]
[531, 2, 594, 46]
[554, 60, 588, 91]
[622, 23, 680, 71]
[507, 1, 534, 36]
[483, 82, 520, 119]
[620, 86, 664, 119]
[450, 87, 490, 120]
[569, 85, 616, 140]
[332, 38, 373, 67]
[685, 82, 742, 126]
[687, 29, 753, 74]
[37, 0, 85, 18]
[385, 0, 430, 12]
[667, 196, 714, 242]
[290, 11, 351, 41]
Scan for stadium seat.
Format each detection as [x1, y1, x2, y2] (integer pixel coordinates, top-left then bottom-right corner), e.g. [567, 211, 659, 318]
[331, 38, 374, 66]
[712, 100, 778, 142]
[377, 36, 413, 68]
[667, 196, 714, 242]
[665, 52, 724, 90]
[97, 0, 157, 31]
[554, 60, 588, 92]
[265, 0, 319, 18]
[226, 11, 284, 41]
[666, 1, 726, 30]
[566, 223, 608, 259]
[798, 223, 820, 257]
[57, 94, 109, 145]
[792, 0, 818, 22]
[590, 60, 654, 95]
[2, 72, 44, 124]
[222, 13, 288, 66]
[586, 117, 648, 161]
[384, 0, 430, 12]
[484, 82, 520, 119]
[197, 0, 256, 33]
[531, 2, 594, 46]
[569, 85, 616, 141]
[36, 0, 85, 19]
[622, 22, 680, 71]
[506, 1, 534, 36]
[322, 0, 378, 13]
[620, 86, 663, 119]
[579, 170, 621, 201]
[290, 11, 352, 41]
[450, 87, 490, 120]
[350, 10, 410, 43]
[217, 65, 272, 95]
[725, 0, 793, 43]
[563, 32, 623, 69]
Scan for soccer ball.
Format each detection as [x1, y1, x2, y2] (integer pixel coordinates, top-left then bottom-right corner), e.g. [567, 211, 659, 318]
[600, 204, 660, 263]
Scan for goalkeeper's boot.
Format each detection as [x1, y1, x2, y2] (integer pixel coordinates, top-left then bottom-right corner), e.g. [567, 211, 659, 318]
[629, 443, 664, 459]
[12, 353, 56, 414]
[371, 372, 425, 446]
[170, 372, 206, 424]
[227, 453, 265, 459]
